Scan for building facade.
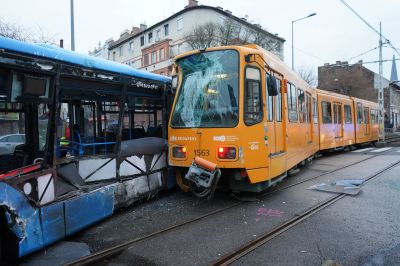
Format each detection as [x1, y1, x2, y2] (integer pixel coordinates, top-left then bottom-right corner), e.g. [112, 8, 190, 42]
[89, 0, 285, 76]
[318, 61, 400, 130]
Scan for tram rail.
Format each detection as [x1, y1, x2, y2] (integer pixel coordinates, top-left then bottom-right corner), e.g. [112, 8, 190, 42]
[63, 147, 395, 266]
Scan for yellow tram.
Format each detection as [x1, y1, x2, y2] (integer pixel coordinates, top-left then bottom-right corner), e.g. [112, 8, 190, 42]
[168, 45, 378, 197]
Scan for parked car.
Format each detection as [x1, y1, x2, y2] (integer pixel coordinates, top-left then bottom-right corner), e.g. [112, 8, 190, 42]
[0, 134, 25, 155]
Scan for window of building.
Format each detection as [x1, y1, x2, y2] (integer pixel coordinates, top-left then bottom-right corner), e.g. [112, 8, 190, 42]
[148, 32, 153, 43]
[177, 17, 183, 31]
[129, 41, 134, 51]
[140, 36, 145, 46]
[143, 54, 149, 66]
[312, 98, 318, 124]
[151, 51, 157, 64]
[321, 101, 332, 124]
[164, 24, 169, 36]
[155, 28, 160, 42]
[287, 82, 298, 122]
[276, 79, 282, 122]
[119, 46, 123, 56]
[112, 51, 116, 61]
[298, 89, 305, 123]
[159, 48, 165, 61]
[357, 102, 363, 124]
[244, 67, 262, 125]
[344, 105, 352, 124]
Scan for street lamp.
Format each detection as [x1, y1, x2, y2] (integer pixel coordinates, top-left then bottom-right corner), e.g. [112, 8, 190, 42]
[291, 12, 316, 70]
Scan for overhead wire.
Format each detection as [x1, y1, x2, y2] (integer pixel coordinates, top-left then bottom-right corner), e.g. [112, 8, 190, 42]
[339, 0, 400, 58]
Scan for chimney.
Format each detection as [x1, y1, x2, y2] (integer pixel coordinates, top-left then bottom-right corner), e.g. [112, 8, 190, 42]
[59, 39, 64, 48]
[140, 23, 147, 31]
[336, 61, 341, 65]
[358, 60, 363, 65]
[185, 0, 198, 8]
[216, 6, 223, 10]
[120, 29, 129, 38]
[324, 63, 329, 67]
[131, 26, 140, 35]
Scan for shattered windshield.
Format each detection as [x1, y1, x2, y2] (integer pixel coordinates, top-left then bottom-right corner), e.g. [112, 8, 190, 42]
[170, 50, 239, 128]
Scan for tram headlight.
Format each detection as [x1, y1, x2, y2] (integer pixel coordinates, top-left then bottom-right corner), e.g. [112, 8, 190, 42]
[172, 146, 187, 158]
[217, 146, 236, 160]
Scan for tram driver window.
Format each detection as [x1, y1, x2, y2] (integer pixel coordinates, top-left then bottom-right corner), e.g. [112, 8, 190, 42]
[244, 67, 262, 125]
[321, 101, 332, 124]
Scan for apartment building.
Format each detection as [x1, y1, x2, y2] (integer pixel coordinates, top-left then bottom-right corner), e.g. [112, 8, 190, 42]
[89, 0, 285, 76]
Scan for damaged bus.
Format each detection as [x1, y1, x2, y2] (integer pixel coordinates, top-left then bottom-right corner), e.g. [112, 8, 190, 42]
[0, 36, 172, 260]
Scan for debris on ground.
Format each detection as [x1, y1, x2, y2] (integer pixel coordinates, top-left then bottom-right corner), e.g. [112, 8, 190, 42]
[308, 179, 364, 195]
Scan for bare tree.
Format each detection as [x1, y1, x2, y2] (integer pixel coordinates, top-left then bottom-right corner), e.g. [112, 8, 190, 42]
[185, 22, 218, 50]
[297, 65, 318, 87]
[0, 19, 55, 44]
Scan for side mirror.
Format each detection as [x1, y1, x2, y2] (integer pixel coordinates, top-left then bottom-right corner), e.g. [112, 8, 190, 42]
[267, 75, 278, 96]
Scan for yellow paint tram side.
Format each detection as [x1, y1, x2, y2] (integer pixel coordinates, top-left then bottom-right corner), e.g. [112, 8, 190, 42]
[168, 45, 378, 196]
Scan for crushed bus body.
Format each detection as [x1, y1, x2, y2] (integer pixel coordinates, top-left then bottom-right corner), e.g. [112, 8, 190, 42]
[0, 36, 172, 260]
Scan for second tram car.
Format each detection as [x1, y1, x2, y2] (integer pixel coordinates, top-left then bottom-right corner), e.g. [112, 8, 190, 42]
[168, 45, 379, 197]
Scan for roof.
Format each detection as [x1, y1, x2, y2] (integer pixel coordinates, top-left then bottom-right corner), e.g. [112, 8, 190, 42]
[0, 36, 171, 83]
[109, 5, 285, 49]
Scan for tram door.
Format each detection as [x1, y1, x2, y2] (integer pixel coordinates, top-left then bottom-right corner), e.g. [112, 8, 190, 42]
[306, 93, 313, 144]
[364, 107, 370, 136]
[333, 103, 343, 139]
[266, 75, 286, 178]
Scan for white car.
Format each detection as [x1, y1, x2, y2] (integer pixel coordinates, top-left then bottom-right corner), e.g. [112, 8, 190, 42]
[0, 134, 25, 155]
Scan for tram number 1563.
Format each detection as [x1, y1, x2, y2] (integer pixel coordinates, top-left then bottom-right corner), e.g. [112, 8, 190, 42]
[194, 149, 210, 156]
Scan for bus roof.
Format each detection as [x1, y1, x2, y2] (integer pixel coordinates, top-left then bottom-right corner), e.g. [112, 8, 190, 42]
[0, 36, 171, 84]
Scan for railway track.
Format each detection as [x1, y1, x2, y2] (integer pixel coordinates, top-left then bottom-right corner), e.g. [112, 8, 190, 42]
[64, 148, 396, 266]
[211, 159, 400, 266]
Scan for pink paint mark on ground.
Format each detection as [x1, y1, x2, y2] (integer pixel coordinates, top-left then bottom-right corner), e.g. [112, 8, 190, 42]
[256, 208, 284, 222]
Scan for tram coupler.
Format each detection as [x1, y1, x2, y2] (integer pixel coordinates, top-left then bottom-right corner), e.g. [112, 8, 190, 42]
[184, 157, 221, 199]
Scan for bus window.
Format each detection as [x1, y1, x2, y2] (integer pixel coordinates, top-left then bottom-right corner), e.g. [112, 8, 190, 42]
[344, 105, 352, 124]
[357, 103, 363, 124]
[321, 101, 332, 124]
[276, 78, 282, 122]
[287, 83, 298, 122]
[298, 89, 305, 123]
[244, 67, 262, 125]
[266, 74, 274, 121]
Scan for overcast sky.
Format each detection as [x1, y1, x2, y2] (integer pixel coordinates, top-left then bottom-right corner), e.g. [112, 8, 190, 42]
[1, 0, 399, 80]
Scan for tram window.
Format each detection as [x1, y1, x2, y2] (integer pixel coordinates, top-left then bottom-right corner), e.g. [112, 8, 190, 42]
[287, 83, 298, 122]
[363, 107, 369, 124]
[370, 109, 375, 124]
[276, 79, 282, 122]
[266, 74, 274, 121]
[321, 101, 332, 124]
[305, 94, 310, 123]
[337, 104, 342, 124]
[298, 89, 305, 123]
[312, 98, 318, 124]
[344, 105, 352, 124]
[357, 103, 363, 124]
[244, 67, 262, 125]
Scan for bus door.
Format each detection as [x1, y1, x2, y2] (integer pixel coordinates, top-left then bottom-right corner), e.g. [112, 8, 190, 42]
[364, 107, 370, 136]
[333, 102, 343, 139]
[266, 74, 286, 178]
[306, 93, 313, 144]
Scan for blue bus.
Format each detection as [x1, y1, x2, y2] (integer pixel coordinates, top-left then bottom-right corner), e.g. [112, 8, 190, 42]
[0, 36, 172, 260]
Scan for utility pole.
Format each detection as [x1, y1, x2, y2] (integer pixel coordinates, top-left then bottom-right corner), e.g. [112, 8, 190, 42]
[378, 22, 385, 142]
[70, 0, 75, 51]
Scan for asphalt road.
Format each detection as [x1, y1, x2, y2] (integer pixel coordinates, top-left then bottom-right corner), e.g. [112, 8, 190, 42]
[22, 145, 400, 266]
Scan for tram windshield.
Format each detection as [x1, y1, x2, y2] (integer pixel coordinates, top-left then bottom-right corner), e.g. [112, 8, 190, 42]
[170, 49, 239, 128]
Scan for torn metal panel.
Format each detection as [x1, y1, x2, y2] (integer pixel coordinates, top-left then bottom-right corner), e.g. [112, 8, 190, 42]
[308, 180, 362, 196]
[64, 186, 114, 235]
[0, 182, 44, 257]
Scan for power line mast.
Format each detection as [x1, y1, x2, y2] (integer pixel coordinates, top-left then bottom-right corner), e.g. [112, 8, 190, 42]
[70, 0, 75, 51]
[378, 22, 384, 142]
